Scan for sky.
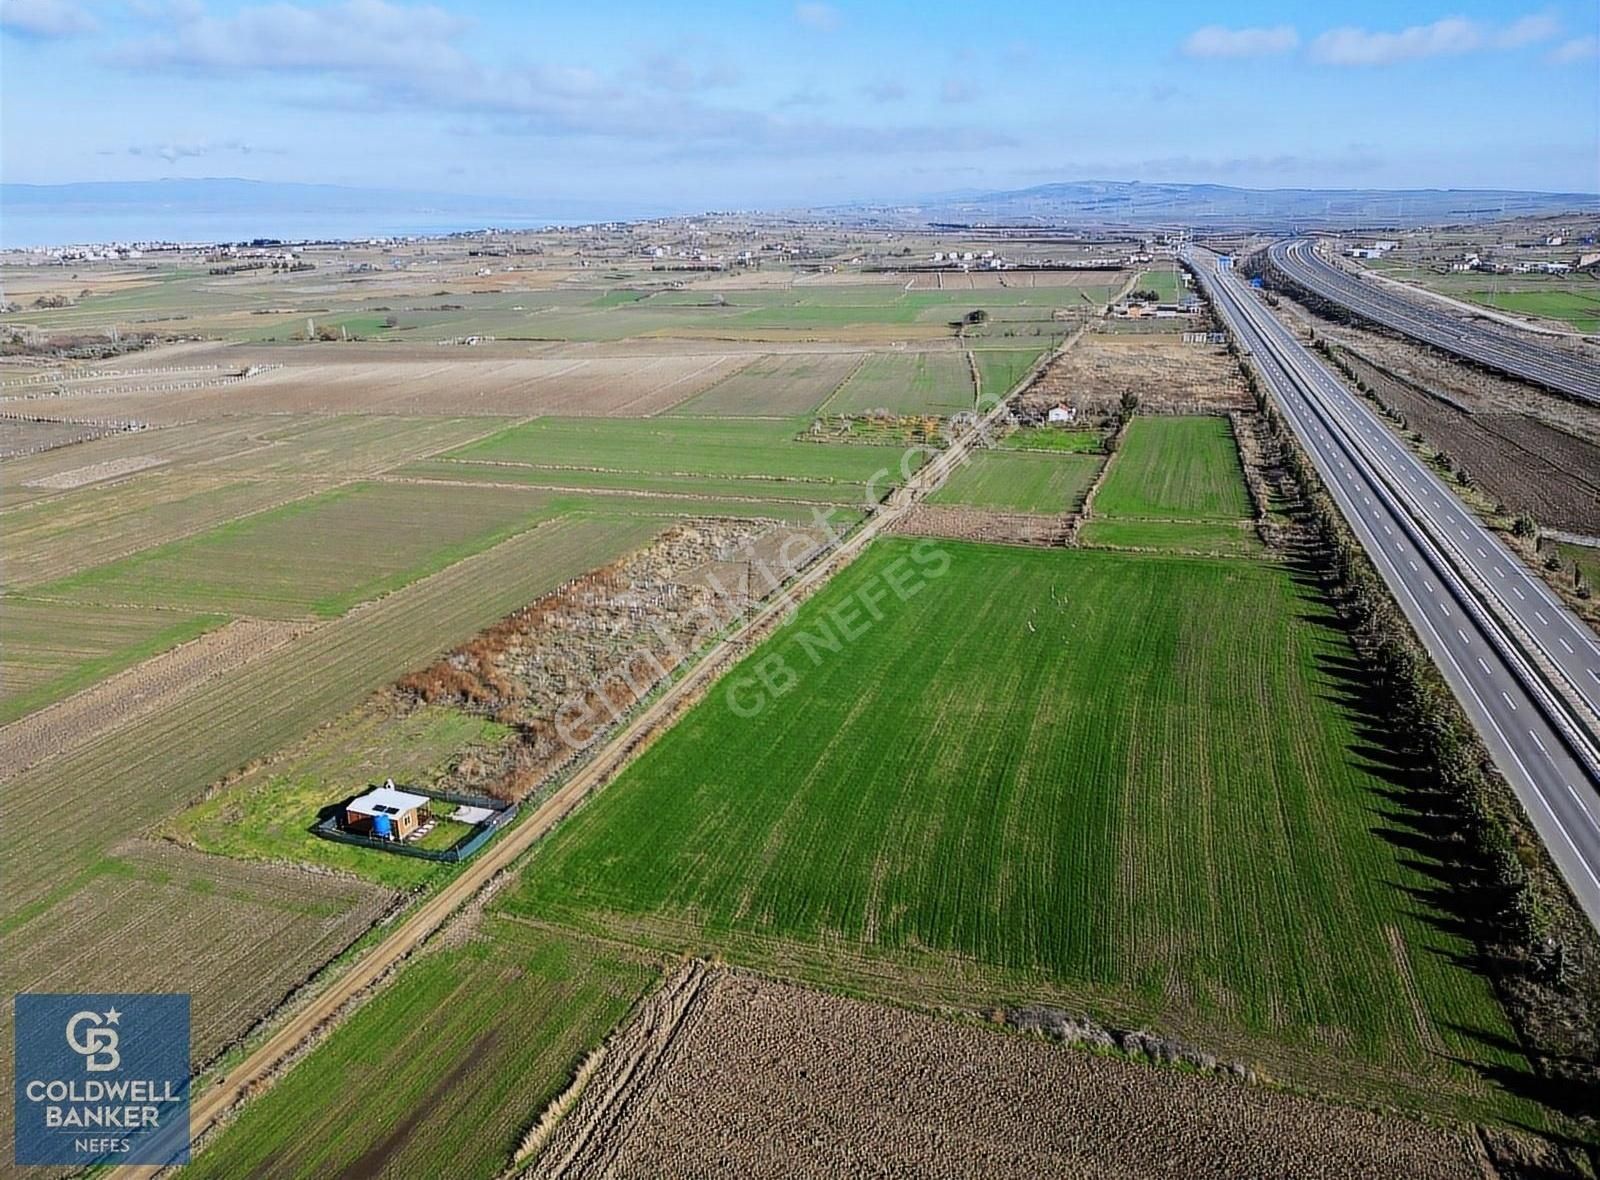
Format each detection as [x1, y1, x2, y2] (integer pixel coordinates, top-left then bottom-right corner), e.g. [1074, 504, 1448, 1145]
[1, 0, 1597, 209]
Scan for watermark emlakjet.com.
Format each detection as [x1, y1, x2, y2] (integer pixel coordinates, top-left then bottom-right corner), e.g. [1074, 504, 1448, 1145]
[14, 993, 190, 1167]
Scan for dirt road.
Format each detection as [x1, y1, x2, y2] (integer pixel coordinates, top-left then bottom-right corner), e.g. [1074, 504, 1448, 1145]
[111, 338, 1056, 1179]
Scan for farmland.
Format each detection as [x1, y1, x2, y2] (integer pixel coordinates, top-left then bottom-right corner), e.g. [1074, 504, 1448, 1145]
[33, 481, 568, 618]
[530, 966, 1489, 1180]
[823, 350, 976, 415]
[929, 450, 1102, 513]
[1, 513, 663, 912]
[8, 216, 1589, 1176]
[1093, 416, 1254, 521]
[0, 598, 224, 724]
[444, 415, 919, 491]
[181, 921, 656, 1180]
[498, 540, 1532, 1123]
[668, 351, 861, 416]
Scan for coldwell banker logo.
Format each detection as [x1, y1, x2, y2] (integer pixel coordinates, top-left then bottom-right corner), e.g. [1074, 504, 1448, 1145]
[14, 993, 190, 1167]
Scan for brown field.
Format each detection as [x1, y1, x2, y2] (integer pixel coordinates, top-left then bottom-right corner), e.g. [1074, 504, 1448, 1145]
[889, 502, 1073, 546]
[1334, 345, 1600, 535]
[667, 351, 861, 416]
[0, 617, 305, 781]
[8, 345, 752, 421]
[0, 841, 397, 1167]
[1026, 332, 1251, 415]
[526, 965, 1491, 1180]
[0, 417, 123, 457]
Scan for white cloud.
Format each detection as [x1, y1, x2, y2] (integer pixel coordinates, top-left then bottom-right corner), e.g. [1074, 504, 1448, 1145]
[106, 0, 1006, 160]
[1550, 34, 1599, 64]
[1180, 25, 1298, 59]
[117, 0, 470, 74]
[794, 3, 839, 32]
[0, 0, 98, 39]
[1309, 14, 1561, 66]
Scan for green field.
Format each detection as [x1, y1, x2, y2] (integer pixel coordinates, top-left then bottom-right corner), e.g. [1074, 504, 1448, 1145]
[165, 703, 513, 889]
[668, 351, 860, 416]
[448, 416, 918, 491]
[0, 598, 224, 724]
[498, 540, 1531, 1122]
[1079, 518, 1264, 557]
[930, 451, 1102, 512]
[1094, 416, 1253, 521]
[34, 482, 563, 619]
[999, 426, 1104, 453]
[1133, 268, 1185, 302]
[181, 921, 655, 1180]
[1469, 288, 1600, 333]
[972, 346, 1049, 401]
[823, 351, 976, 415]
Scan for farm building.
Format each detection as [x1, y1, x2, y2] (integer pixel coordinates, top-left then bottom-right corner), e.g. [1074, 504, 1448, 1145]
[1048, 404, 1077, 424]
[345, 784, 432, 840]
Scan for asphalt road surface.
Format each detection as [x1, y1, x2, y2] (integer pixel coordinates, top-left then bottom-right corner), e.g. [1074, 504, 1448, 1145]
[1269, 238, 1600, 407]
[1190, 246, 1600, 933]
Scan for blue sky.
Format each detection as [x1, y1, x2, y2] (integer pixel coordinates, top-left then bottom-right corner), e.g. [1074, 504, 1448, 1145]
[2, 0, 1596, 206]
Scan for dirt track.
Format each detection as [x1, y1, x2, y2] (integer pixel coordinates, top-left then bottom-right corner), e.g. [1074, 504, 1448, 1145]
[112, 326, 1049, 1180]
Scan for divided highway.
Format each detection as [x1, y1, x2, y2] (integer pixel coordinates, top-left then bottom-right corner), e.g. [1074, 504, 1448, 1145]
[1270, 238, 1600, 406]
[1187, 247, 1600, 932]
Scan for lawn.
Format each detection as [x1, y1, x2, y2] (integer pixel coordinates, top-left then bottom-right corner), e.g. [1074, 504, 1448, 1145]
[0, 598, 225, 725]
[823, 351, 976, 416]
[181, 921, 656, 1180]
[1094, 416, 1253, 521]
[164, 702, 512, 889]
[498, 540, 1534, 1125]
[929, 451, 1102, 513]
[33, 481, 563, 619]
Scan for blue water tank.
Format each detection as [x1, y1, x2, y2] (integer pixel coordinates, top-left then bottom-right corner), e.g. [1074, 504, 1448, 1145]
[373, 813, 394, 839]
[1250, 277, 1264, 288]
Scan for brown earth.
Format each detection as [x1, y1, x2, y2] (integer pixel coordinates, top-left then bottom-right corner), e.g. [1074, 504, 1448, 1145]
[889, 502, 1073, 546]
[0, 618, 308, 781]
[1024, 332, 1250, 416]
[2, 344, 753, 421]
[1331, 345, 1600, 535]
[522, 965, 1497, 1180]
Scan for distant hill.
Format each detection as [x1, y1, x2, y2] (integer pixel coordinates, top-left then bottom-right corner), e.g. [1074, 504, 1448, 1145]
[0, 178, 671, 248]
[834, 180, 1600, 230]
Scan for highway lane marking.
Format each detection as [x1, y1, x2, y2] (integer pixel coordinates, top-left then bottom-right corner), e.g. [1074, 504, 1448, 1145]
[1530, 730, 1548, 755]
[1408, 560, 1418, 572]
[1558, 637, 1574, 654]
[1458, 629, 1470, 644]
[1512, 585, 1525, 600]
[1500, 691, 1518, 711]
[1479, 658, 1492, 674]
